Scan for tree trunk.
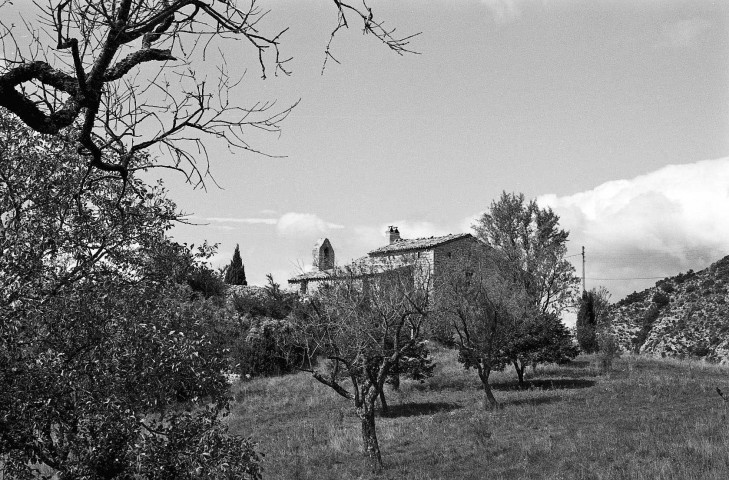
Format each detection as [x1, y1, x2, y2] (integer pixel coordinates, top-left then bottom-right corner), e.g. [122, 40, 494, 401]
[391, 362, 400, 391]
[357, 400, 383, 471]
[514, 360, 525, 387]
[477, 364, 498, 409]
[378, 386, 388, 413]
[482, 381, 498, 409]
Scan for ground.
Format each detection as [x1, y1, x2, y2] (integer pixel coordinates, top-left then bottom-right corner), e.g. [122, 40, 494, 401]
[228, 346, 729, 480]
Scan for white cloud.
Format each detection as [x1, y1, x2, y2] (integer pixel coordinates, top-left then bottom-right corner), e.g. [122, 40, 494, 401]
[275, 212, 344, 238]
[201, 212, 344, 237]
[481, 0, 523, 24]
[538, 158, 729, 298]
[657, 18, 712, 48]
[206, 217, 277, 225]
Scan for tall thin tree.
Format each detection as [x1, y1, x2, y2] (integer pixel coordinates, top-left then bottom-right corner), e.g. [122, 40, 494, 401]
[225, 244, 248, 286]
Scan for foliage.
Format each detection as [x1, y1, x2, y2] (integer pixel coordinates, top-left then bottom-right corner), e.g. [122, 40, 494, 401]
[507, 313, 579, 385]
[439, 253, 529, 407]
[146, 239, 227, 299]
[595, 330, 621, 371]
[0, 116, 260, 478]
[576, 288, 611, 354]
[226, 275, 304, 377]
[225, 244, 248, 286]
[233, 274, 298, 320]
[290, 263, 433, 470]
[472, 192, 580, 382]
[576, 291, 598, 353]
[652, 291, 670, 307]
[616, 289, 649, 307]
[472, 191, 579, 318]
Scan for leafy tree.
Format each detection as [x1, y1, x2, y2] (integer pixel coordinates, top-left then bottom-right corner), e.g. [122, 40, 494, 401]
[576, 287, 611, 353]
[225, 244, 248, 286]
[291, 263, 433, 471]
[228, 275, 303, 377]
[438, 253, 529, 408]
[576, 291, 598, 353]
[506, 313, 578, 386]
[472, 192, 580, 381]
[0, 115, 260, 478]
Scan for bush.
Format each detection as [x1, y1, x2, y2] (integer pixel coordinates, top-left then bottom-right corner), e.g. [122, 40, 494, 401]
[652, 291, 670, 307]
[596, 331, 621, 371]
[617, 290, 648, 307]
[228, 276, 307, 377]
[232, 317, 307, 377]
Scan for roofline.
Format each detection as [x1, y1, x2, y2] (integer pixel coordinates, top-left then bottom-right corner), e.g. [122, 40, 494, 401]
[367, 233, 476, 257]
[288, 264, 414, 283]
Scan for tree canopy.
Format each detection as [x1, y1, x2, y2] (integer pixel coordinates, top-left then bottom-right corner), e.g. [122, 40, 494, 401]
[472, 192, 580, 382]
[0, 112, 260, 478]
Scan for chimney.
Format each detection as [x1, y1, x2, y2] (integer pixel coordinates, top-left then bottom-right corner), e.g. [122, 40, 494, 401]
[387, 226, 401, 244]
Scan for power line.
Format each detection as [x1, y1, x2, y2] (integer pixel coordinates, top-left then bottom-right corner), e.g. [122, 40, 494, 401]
[586, 276, 666, 281]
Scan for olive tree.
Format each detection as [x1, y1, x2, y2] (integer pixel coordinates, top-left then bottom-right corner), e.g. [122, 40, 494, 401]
[290, 261, 433, 471]
[438, 253, 529, 409]
[0, 114, 260, 478]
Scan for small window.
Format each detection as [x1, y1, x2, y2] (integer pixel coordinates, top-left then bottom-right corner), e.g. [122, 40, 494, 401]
[447, 252, 452, 258]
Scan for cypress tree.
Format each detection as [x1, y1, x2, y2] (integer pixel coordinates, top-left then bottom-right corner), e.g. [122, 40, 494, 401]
[224, 244, 248, 285]
[576, 290, 598, 353]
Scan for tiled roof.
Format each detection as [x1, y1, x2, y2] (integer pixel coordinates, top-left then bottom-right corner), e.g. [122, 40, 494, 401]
[288, 256, 412, 283]
[367, 233, 473, 256]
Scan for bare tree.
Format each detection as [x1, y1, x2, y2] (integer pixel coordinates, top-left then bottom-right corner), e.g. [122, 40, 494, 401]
[290, 261, 432, 471]
[0, 1, 417, 188]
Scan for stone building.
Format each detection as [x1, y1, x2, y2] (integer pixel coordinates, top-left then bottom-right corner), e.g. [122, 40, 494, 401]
[288, 226, 489, 295]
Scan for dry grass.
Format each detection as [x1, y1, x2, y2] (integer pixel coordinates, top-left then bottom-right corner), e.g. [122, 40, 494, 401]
[227, 347, 729, 479]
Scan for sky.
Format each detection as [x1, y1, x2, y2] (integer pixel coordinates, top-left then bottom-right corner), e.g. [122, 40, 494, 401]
[8, 0, 729, 306]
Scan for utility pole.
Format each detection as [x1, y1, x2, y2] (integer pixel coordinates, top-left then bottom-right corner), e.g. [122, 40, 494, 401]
[582, 246, 586, 293]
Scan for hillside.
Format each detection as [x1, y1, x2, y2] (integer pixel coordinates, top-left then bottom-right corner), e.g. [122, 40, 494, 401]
[609, 255, 729, 363]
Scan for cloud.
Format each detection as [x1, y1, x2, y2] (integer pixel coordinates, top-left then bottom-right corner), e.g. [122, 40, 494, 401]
[206, 217, 277, 225]
[480, 0, 523, 24]
[538, 158, 729, 298]
[656, 18, 712, 48]
[275, 212, 344, 238]
[201, 212, 344, 238]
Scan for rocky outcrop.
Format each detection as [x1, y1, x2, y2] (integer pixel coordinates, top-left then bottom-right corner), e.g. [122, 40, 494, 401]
[608, 255, 729, 363]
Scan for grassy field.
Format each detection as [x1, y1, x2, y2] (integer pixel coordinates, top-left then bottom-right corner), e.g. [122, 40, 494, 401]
[228, 346, 729, 480]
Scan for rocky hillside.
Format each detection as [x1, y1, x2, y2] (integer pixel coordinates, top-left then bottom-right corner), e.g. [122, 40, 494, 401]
[608, 255, 729, 363]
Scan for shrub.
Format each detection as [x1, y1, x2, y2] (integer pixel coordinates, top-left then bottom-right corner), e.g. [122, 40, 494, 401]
[617, 290, 648, 307]
[596, 331, 621, 371]
[652, 291, 670, 307]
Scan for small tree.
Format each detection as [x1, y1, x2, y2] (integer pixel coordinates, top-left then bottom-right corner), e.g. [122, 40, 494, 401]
[576, 290, 598, 353]
[576, 286, 611, 353]
[291, 262, 432, 471]
[439, 253, 528, 409]
[506, 313, 579, 386]
[472, 192, 580, 383]
[225, 244, 248, 286]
